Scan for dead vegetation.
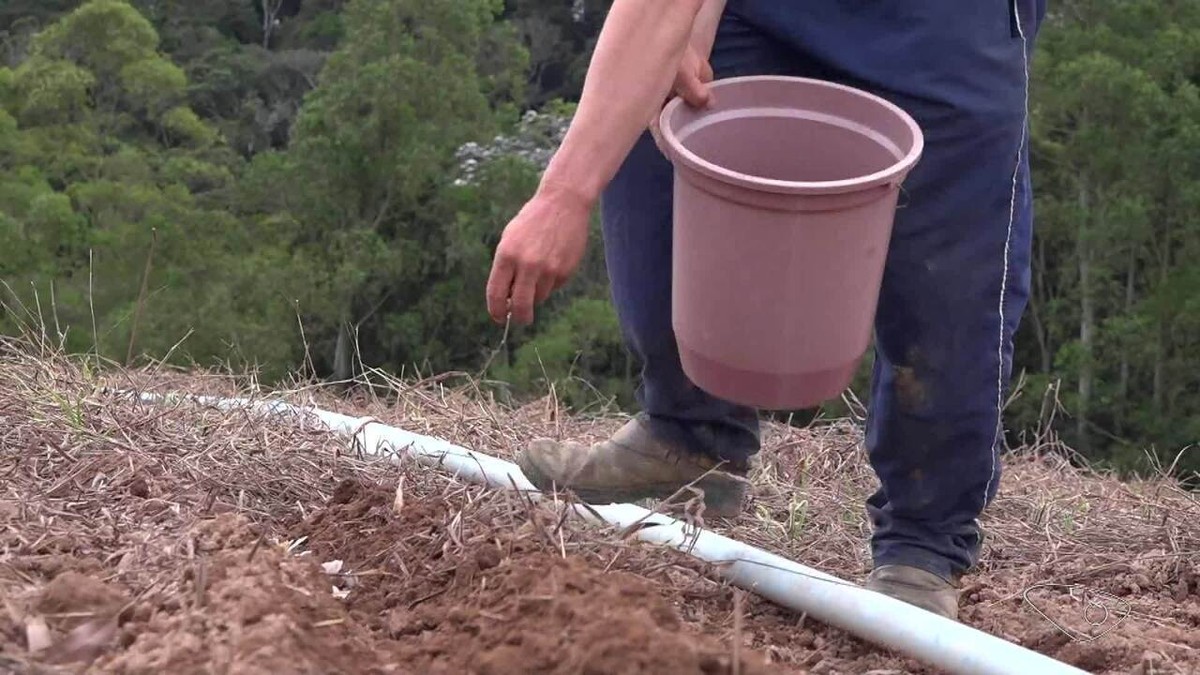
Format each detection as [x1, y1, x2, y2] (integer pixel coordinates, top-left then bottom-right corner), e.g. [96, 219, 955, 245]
[1, 337, 1198, 674]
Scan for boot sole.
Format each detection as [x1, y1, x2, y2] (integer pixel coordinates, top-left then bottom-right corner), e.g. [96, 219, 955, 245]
[518, 458, 747, 519]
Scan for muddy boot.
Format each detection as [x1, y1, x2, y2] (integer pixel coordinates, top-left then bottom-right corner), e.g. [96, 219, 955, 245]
[516, 416, 750, 518]
[865, 565, 960, 620]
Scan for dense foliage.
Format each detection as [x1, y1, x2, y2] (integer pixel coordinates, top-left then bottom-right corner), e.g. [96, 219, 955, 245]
[1, 1, 1195, 481]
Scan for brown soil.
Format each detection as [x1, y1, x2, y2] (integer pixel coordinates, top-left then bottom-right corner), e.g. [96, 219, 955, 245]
[2, 342, 1198, 674]
[0, 345, 771, 674]
[290, 478, 770, 674]
[3, 453, 769, 675]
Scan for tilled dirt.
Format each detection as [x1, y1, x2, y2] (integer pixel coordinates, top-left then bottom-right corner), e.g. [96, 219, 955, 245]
[302, 380, 1200, 675]
[0, 347, 779, 674]
[290, 478, 772, 674]
[2, 473, 775, 674]
[2, 346, 1199, 674]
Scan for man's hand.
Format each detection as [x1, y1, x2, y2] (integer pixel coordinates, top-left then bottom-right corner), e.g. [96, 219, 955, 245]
[482, 0, 711, 327]
[674, 43, 715, 107]
[485, 184, 592, 326]
[651, 43, 715, 153]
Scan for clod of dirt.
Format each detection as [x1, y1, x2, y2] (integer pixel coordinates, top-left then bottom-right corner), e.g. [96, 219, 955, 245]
[127, 476, 151, 499]
[95, 514, 399, 674]
[292, 479, 773, 675]
[401, 552, 767, 675]
[2, 572, 132, 668]
[35, 571, 128, 620]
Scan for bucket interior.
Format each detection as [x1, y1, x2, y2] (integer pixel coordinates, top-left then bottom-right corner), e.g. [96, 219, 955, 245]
[680, 113, 900, 183]
[663, 77, 921, 188]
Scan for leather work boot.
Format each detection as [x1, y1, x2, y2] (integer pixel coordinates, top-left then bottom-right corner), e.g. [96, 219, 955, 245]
[516, 416, 751, 518]
[866, 565, 961, 620]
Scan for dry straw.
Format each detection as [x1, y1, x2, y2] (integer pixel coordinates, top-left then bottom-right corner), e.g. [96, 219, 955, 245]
[2, 333, 1198, 673]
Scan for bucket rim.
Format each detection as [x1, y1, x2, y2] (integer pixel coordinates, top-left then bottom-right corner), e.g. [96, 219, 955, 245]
[659, 75, 925, 195]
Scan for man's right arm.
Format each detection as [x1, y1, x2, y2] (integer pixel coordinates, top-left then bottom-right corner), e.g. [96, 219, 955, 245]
[538, 0, 711, 206]
[690, 0, 727, 59]
[486, 0, 710, 325]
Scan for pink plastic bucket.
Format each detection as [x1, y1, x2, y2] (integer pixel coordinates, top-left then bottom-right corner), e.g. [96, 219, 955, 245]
[658, 75, 924, 410]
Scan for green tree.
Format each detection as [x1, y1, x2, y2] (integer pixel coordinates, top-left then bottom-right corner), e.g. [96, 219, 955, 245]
[255, 0, 532, 380]
[1014, 0, 1200, 478]
[0, 1, 298, 376]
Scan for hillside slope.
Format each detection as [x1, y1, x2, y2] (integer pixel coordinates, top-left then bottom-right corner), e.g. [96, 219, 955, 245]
[1, 341, 1197, 674]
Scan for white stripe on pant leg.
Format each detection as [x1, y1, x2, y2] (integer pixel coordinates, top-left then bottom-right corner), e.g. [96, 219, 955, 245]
[988, 0, 1031, 511]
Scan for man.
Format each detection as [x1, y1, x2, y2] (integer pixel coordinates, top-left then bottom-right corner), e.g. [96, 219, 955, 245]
[485, 0, 1045, 620]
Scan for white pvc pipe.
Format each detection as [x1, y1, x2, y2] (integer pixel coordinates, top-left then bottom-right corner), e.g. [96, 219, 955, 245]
[135, 391, 1088, 675]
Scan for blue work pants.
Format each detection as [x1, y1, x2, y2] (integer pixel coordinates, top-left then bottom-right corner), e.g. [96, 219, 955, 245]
[599, 0, 1046, 580]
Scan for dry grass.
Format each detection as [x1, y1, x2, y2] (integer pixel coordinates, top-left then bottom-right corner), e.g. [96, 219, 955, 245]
[2, 335, 1199, 673]
[0, 338, 392, 672]
[251, 362, 1200, 671]
[214, 362, 1199, 590]
[0, 337, 789, 673]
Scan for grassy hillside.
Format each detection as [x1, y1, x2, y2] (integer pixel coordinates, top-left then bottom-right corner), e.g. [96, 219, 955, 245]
[1, 336, 1197, 673]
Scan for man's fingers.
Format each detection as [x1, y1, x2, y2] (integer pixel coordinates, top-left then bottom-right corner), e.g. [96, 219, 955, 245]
[509, 268, 538, 326]
[678, 73, 711, 108]
[699, 57, 714, 84]
[485, 255, 515, 324]
[534, 273, 556, 305]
